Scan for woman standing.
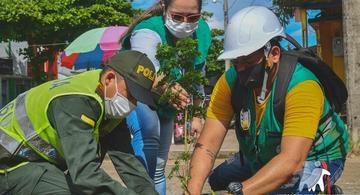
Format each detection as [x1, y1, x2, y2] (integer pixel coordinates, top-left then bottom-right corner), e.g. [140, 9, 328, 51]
[121, 0, 211, 194]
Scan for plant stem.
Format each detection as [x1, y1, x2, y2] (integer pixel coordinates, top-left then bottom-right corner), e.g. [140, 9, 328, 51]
[184, 109, 188, 152]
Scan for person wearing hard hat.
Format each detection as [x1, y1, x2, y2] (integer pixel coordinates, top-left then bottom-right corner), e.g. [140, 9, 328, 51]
[187, 6, 348, 195]
[120, 0, 211, 194]
[0, 50, 159, 194]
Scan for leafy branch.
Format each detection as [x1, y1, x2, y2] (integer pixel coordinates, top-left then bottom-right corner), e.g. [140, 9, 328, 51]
[156, 38, 208, 193]
[206, 29, 225, 76]
[156, 38, 208, 108]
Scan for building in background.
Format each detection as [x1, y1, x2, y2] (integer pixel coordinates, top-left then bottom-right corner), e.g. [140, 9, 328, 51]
[0, 41, 32, 108]
[287, 0, 360, 151]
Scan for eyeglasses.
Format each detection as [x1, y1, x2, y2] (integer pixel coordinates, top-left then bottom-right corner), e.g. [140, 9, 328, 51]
[231, 55, 264, 67]
[231, 49, 265, 67]
[168, 11, 201, 23]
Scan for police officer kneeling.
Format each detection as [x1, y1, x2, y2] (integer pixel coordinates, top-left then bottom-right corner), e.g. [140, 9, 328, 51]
[0, 50, 159, 195]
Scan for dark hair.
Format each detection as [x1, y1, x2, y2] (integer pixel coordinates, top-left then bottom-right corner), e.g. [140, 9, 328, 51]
[120, 0, 202, 42]
[269, 37, 282, 48]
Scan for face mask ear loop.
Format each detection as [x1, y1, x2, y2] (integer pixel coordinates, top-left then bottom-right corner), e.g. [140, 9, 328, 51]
[107, 75, 119, 100]
[257, 70, 268, 104]
[257, 42, 272, 104]
[264, 41, 271, 60]
[104, 78, 108, 100]
[114, 75, 119, 96]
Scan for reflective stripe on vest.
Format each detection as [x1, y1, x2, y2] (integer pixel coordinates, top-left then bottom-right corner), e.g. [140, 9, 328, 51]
[0, 92, 61, 163]
[0, 101, 19, 154]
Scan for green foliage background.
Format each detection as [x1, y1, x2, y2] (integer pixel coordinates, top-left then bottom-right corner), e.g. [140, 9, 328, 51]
[0, 0, 137, 43]
[0, 0, 139, 83]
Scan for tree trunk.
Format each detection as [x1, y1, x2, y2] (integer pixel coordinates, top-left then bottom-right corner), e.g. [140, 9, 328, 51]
[343, 0, 360, 152]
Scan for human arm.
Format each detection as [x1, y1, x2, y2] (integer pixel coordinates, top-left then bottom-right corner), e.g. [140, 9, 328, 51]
[188, 74, 234, 194]
[240, 80, 325, 195]
[48, 95, 137, 195]
[240, 136, 313, 195]
[188, 118, 229, 195]
[103, 122, 158, 195]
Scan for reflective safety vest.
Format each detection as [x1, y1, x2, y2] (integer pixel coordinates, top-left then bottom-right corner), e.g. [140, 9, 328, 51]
[0, 70, 106, 172]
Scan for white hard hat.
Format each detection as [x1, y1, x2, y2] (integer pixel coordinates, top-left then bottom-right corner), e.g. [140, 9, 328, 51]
[218, 6, 286, 60]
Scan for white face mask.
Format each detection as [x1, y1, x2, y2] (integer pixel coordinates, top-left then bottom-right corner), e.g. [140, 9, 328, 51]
[165, 14, 198, 39]
[104, 77, 136, 119]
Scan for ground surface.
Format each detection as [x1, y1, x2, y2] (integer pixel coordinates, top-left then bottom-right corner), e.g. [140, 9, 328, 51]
[102, 130, 360, 195]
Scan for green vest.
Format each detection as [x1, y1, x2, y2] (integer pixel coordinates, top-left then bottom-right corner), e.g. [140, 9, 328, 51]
[231, 64, 349, 173]
[122, 15, 211, 68]
[0, 70, 107, 172]
[122, 16, 212, 118]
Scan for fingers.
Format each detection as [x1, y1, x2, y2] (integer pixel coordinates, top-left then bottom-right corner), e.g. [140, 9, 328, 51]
[170, 83, 190, 110]
[152, 72, 166, 88]
[171, 83, 189, 99]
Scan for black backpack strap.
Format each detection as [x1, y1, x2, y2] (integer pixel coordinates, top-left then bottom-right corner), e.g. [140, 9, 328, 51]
[231, 73, 250, 131]
[273, 52, 299, 126]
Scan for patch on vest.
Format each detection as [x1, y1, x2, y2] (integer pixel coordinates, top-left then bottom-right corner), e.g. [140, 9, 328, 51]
[240, 108, 251, 130]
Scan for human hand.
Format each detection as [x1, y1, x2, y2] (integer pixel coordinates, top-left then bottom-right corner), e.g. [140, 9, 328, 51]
[152, 72, 166, 88]
[169, 83, 190, 110]
[191, 117, 203, 138]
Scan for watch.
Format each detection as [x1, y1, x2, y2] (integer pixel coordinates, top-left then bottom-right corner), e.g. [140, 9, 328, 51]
[227, 182, 244, 195]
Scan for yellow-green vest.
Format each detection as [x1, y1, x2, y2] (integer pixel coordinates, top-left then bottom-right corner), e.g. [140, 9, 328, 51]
[0, 70, 107, 172]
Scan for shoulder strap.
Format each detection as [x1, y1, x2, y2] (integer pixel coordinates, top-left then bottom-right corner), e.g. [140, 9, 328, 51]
[231, 75, 250, 131]
[231, 74, 248, 114]
[273, 52, 298, 126]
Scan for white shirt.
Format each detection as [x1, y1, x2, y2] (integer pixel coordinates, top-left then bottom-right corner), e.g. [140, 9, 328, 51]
[130, 29, 162, 72]
[129, 28, 205, 95]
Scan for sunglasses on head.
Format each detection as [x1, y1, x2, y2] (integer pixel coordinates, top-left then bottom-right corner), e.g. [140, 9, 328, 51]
[168, 11, 201, 23]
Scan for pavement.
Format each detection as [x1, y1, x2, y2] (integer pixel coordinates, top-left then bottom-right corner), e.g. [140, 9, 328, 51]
[102, 129, 360, 195]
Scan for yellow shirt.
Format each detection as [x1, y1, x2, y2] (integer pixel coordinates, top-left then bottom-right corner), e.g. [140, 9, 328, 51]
[207, 74, 324, 139]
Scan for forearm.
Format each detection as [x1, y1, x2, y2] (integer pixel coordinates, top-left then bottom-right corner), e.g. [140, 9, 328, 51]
[108, 151, 157, 195]
[188, 143, 217, 194]
[62, 134, 136, 194]
[188, 119, 228, 194]
[71, 161, 136, 194]
[242, 153, 303, 195]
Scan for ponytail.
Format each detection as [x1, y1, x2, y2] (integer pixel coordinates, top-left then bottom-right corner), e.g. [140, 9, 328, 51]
[120, 3, 163, 42]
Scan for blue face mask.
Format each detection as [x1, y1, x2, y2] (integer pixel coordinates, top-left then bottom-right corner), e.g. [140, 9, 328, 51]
[104, 77, 136, 119]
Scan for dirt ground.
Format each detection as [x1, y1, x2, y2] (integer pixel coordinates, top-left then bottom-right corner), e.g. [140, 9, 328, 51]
[102, 154, 360, 195]
[101, 128, 360, 194]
